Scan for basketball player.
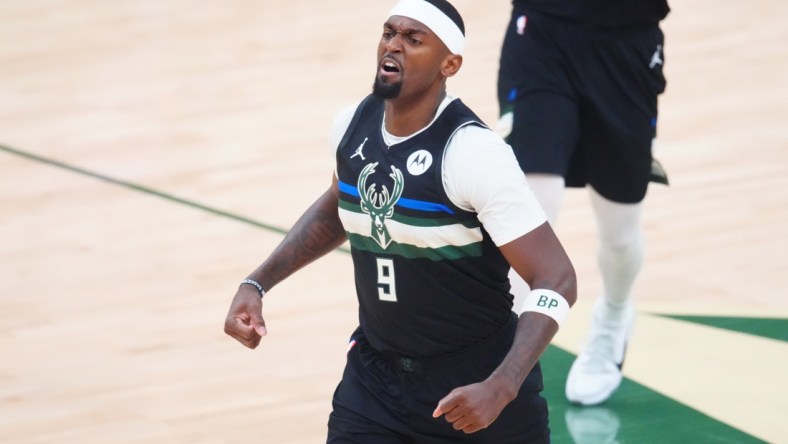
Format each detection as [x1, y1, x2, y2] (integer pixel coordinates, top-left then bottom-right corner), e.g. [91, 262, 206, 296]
[496, 0, 670, 406]
[224, 0, 576, 441]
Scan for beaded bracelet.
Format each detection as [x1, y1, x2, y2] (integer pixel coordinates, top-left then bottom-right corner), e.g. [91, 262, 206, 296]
[240, 278, 265, 298]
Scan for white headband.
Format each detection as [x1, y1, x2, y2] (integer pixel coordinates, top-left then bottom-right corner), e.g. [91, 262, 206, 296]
[389, 0, 465, 55]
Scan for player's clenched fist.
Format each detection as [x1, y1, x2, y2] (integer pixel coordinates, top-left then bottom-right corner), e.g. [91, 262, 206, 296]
[432, 379, 515, 434]
[224, 286, 267, 349]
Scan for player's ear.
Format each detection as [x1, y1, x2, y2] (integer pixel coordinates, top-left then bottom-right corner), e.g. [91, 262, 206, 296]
[441, 54, 462, 78]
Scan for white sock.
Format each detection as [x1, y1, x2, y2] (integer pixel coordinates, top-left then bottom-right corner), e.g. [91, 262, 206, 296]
[589, 188, 645, 320]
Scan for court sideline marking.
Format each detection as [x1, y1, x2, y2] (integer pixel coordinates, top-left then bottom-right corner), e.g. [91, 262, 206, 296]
[2, 143, 301, 240]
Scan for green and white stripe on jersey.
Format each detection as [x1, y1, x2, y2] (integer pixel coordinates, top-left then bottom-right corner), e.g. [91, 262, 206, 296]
[337, 203, 483, 260]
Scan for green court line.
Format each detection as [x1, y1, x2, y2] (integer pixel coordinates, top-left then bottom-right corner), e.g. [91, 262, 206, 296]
[0, 143, 350, 253]
[654, 315, 788, 343]
[541, 345, 766, 443]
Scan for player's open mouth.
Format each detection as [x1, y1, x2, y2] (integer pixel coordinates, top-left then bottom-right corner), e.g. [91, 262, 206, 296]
[379, 58, 402, 78]
[382, 61, 400, 73]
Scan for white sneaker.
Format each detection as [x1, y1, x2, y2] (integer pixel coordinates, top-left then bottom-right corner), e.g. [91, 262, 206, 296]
[566, 300, 635, 406]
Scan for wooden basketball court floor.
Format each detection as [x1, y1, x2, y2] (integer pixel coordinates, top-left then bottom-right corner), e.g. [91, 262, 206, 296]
[0, 1, 786, 442]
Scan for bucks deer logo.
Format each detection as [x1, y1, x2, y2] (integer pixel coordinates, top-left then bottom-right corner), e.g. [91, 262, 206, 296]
[357, 162, 404, 249]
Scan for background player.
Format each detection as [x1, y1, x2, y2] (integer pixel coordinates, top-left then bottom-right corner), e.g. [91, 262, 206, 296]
[497, 0, 670, 406]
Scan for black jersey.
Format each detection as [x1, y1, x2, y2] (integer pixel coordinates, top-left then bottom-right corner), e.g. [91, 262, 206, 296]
[335, 95, 513, 358]
[514, 0, 669, 27]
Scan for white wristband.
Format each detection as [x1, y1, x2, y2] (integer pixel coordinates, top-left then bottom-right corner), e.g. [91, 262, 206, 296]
[519, 289, 570, 328]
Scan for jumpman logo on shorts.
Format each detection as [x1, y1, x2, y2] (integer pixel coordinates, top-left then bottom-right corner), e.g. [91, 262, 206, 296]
[649, 45, 663, 69]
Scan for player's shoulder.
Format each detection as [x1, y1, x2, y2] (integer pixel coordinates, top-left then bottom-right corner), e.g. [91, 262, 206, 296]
[331, 95, 382, 132]
[333, 98, 363, 125]
[451, 122, 512, 153]
[330, 97, 367, 139]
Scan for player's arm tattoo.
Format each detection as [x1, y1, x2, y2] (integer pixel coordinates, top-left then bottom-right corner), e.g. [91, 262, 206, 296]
[250, 185, 346, 292]
[275, 194, 346, 268]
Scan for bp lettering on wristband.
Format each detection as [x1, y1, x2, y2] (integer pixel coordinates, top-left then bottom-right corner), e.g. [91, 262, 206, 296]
[520, 288, 570, 328]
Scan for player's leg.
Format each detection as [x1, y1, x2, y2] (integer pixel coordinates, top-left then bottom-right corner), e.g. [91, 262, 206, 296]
[328, 404, 408, 444]
[565, 22, 666, 406]
[591, 188, 645, 313]
[327, 330, 410, 443]
[525, 174, 565, 225]
[565, 190, 642, 405]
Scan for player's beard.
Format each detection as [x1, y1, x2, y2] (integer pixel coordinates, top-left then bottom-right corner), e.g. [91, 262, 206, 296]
[372, 76, 402, 99]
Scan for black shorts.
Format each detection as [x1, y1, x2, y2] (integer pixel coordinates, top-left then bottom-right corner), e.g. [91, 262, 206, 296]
[497, 7, 668, 203]
[327, 314, 549, 443]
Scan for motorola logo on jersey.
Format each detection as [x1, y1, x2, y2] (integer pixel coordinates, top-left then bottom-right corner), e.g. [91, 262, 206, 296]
[406, 150, 432, 176]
